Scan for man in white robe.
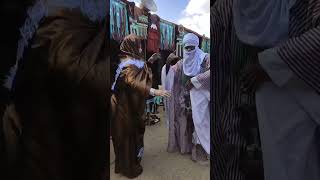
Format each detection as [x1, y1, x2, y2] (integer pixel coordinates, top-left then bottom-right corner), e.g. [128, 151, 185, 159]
[182, 33, 210, 164]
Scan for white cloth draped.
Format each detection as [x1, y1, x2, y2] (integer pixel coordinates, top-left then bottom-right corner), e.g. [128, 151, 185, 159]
[190, 87, 210, 154]
[182, 33, 207, 77]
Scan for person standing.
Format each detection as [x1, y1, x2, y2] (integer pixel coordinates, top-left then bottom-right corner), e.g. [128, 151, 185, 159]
[111, 34, 170, 179]
[182, 33, 210, 164]
[164, 53, 193, 154]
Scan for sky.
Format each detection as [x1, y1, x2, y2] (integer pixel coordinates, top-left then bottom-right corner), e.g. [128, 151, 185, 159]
[129, 0, 210, 38]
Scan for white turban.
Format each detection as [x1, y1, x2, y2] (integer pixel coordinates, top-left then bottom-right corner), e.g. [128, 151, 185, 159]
[182, 33, 207, 76]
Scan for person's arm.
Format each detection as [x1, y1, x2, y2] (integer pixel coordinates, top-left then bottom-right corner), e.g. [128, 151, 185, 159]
[258, 48, 294, 87]
[191, 70, 210, 89]
[191, 55, 210, 90]
[121, 65, 152, 96]
[259, 25, 320, 91]
[121, 65, 170, 98]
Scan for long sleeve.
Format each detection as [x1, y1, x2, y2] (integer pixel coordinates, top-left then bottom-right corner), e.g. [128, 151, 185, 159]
[192, 70, 210, 90]
[211, 0, 233, 53]
[277, 24, 320, 94]
[120, 65, 153, 97]
[192, 55, 210, 91]
[258, 48, 294, 87]
[211, 0, 233, 109]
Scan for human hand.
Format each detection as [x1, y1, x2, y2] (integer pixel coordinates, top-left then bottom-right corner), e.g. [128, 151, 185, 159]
[155, 89, 171, 98]
[185, 79, 194, 91]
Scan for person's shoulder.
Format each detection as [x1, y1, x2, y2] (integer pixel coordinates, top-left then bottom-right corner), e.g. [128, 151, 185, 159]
[176, 60, 183, 66]
[123, 64, 144, 70]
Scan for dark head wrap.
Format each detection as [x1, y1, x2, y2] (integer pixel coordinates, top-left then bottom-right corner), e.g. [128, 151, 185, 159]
[119, 34, 144, 60]
[166, 53, 181, 74]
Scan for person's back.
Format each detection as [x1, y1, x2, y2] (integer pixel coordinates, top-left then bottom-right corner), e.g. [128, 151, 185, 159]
[9, 1, 108, 179]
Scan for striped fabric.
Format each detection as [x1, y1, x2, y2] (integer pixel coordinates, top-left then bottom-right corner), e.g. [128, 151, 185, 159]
[277, 0, 320, 95]
[212, 0, 261, 180]
[212, 0, 320, 180]
[196, 55, 210, 91]
[197, 70, 210, 91]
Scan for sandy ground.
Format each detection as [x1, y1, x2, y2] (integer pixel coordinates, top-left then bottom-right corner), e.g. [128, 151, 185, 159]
[110, 108, 210, 180]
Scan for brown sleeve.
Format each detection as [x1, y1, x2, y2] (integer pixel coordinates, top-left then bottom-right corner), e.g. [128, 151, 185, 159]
[32, 9, 109, 102]
[120, 65, 153, 97]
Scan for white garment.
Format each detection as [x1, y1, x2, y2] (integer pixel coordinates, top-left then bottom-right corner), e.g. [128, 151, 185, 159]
[182, 33, 210, 154]
[183, 47, 207, 76]
[182, 33, 199, 47]
[151, 24, 157, 30]
[164, 66, 175, 129]
[161, 65, 167, 90]
[191, 77, 210, 100]
[182, 33, 207, 76]
[256, 48, 320, 180]
[190, 87, 210, 154]
[161, 64, 168, 128]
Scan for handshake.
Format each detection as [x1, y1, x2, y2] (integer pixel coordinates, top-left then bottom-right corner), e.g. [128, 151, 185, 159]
[150, 86, 171, 98]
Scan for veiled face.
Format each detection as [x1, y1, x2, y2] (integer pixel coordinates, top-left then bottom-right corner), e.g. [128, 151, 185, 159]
[184, 46, 196, 52]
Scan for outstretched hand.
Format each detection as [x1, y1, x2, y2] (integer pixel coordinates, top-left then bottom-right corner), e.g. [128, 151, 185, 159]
[155, 89, 171, 98]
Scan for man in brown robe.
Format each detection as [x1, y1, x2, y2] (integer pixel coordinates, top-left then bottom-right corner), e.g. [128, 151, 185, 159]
[111, 34, 170, 179]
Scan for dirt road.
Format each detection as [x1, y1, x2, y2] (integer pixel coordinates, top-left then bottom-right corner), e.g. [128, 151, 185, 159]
[110, 108, 210, 180]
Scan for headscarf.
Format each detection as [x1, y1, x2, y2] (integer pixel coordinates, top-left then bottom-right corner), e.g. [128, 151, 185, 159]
[233, 0, 297, 48]
[182, 33, 207, 76]
[147, 53, 161, 64]
[119, 34, 144, 60]
[166, 53, 181, 74]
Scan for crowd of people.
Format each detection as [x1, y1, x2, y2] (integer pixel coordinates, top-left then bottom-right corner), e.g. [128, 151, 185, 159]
[6, 0, 319, 180]
[110, 32, 211, 179]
